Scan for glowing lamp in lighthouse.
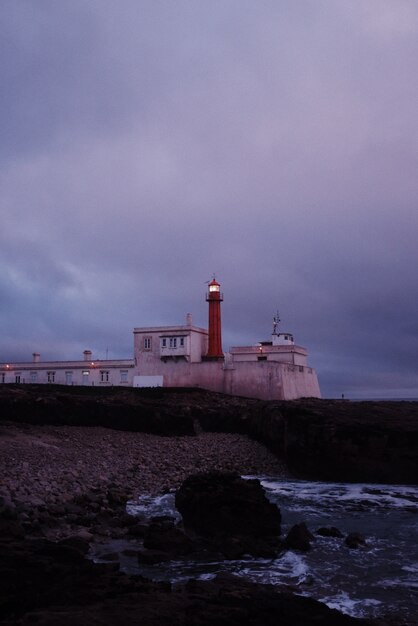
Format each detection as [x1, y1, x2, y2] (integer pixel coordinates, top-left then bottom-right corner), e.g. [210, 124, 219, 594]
[205, 278, 224, 359]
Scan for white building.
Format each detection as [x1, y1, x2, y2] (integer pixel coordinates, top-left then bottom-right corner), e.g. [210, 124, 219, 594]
[0, 281, 321, 400]
[0, 350, 135, 387]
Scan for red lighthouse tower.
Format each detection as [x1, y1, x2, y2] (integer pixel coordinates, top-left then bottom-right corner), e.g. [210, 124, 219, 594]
[205, 277, 224, 359]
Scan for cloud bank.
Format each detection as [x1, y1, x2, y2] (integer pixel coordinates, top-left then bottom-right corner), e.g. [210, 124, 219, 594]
[1, 1, 418, 398]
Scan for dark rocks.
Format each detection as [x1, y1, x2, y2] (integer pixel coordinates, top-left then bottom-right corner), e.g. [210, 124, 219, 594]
[0, 535, 377, 625]
[58, 533, 92, 555]
[345, 532, 367, 549]
[196, 395, 418, 485]
[143, 517, 195, 556]
[284, 522, 315, 552]
[175, 471, 282, 558]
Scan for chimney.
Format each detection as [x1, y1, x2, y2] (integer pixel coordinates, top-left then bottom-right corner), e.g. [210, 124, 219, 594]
[83, 350, 92, 361]
[32, 352, 40, 363]
[186, 313, 193, 326]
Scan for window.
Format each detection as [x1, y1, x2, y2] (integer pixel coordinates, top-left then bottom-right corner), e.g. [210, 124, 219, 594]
[144, 337, 152, 350]
[257, 356, 267, 361]
[65, 371, 73, 385]
[161, 338, 167, 348]
[15, 374, 21, 383]
[82, 371, 89, 385]
[30, 372, 38, 383]
[100, 370, 109, 383]
[47, 371, 55, 383]
[180, 337, 185, 347]
[1, 373, 5, 383]
[120, 370, 128, 383]
[169, 337, 177, 348]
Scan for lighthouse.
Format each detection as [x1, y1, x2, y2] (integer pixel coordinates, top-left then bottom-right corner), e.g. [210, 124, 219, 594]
[205, 277, 224, 359]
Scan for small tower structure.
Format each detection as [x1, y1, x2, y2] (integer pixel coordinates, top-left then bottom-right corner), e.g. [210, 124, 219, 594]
[205, 277, 224, 359]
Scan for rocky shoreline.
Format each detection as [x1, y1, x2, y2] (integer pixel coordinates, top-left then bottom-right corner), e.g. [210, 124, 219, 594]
[0, 419, 286, 542]
[1, 385, 417, 624]
[1, 385, 417, 484]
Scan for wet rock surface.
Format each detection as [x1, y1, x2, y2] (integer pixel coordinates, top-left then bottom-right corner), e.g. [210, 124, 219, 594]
[0, 531, 378, 626]
[175, 471, 282, 558]
[316, 526, 344, 538]
[0, 468, 409, 625]
[284, 522, 315, 552]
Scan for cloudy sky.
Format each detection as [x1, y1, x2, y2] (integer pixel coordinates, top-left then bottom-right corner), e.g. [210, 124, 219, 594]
[1, 1, 418, 398]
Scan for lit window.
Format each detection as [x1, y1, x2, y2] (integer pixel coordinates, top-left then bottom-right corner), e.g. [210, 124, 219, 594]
[144, 337, 152, 350]
[47, 371, 55, 383]
[30, 372, 38, 383]
[120, 370, 128, 383]
[100, 370, 109, 382]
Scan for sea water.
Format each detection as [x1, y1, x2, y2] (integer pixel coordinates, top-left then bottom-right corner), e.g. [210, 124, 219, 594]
[94, 478, 418, 621]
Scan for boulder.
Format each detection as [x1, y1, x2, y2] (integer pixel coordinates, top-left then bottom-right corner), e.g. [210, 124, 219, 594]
[143, 517, 195, 556]
[284, 522, 315, 552]
[175, 471, 281, 558]
[345, 532, 367, 549]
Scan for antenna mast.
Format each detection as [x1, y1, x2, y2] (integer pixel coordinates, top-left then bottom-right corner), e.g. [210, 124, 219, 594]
[272, 311, 280, 335]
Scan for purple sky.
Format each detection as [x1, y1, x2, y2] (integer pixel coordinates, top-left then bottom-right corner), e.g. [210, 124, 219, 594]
[1, 1, 418, 398]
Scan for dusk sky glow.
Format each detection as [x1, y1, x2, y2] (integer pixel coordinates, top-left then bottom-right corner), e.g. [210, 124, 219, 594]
[1, 1, 418, 398]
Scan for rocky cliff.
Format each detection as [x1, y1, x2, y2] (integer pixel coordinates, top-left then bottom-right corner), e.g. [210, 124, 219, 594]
[1, 385, 417, 484]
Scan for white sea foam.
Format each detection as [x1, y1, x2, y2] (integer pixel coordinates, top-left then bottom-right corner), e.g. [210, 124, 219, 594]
[238, 551, 309, 586]
[127, 492, 181, 521]
[319, 591, 382, 617]
[260, 479, 418, 513]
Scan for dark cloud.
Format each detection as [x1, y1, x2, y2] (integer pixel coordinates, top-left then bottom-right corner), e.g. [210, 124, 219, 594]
[1, 1, 418, 397]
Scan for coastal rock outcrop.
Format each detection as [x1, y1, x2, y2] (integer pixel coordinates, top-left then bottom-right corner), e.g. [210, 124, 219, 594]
[284, 522, 315, 552]
[175, 471, 282, 558]
[345, 532, 367, 549]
